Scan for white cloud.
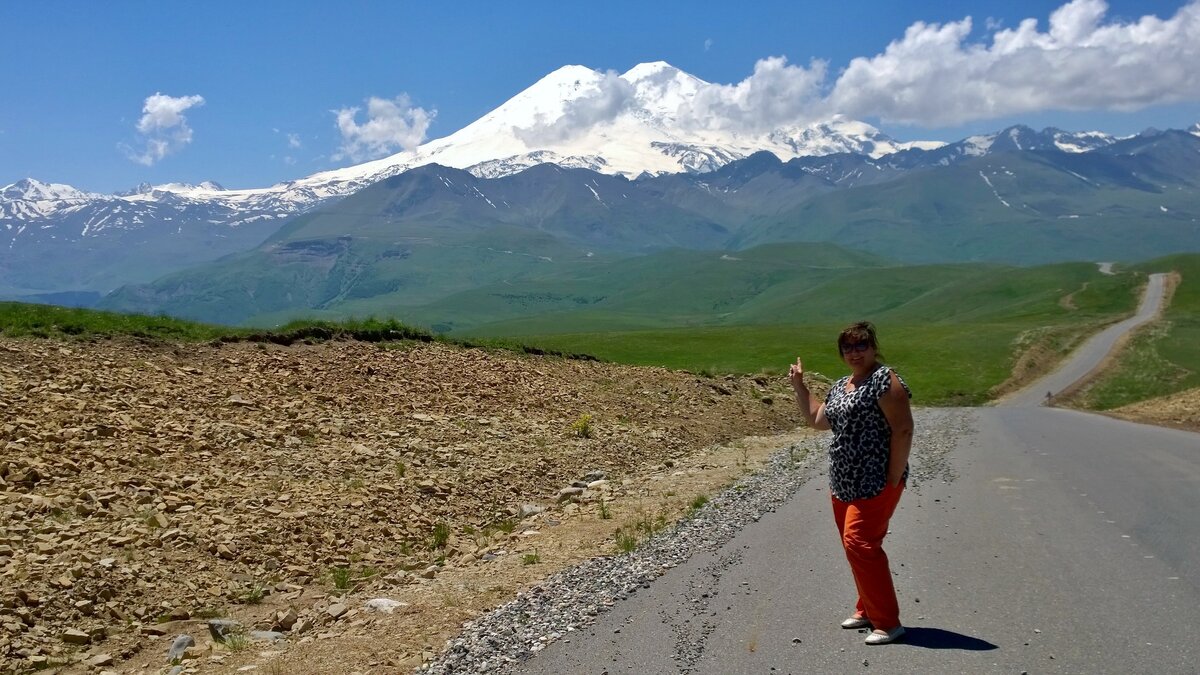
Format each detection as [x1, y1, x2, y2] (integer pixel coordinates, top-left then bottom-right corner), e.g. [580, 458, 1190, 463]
[677, 56, 830, 132]
[504, 0, 1199, 138]
[287, 132, 302, 149]
[332, 95, 435, 162]
[514, 70, 636, 145]
[121, 93, 205, 165]
[828, 0, 1200, 126]
[704, 38, 714, 52]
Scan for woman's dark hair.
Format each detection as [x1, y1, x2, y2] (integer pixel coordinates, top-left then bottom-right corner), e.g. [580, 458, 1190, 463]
[837, 321, 885, 361]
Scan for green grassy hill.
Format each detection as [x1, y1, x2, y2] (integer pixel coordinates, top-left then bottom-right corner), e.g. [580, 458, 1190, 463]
[3, 252, 1149, 407]
[447, 257, 1141, 405]
[1066, 253, 1200, 409]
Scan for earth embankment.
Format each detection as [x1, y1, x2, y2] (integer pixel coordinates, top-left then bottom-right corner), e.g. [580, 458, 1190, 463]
[0, 337, 809, 672]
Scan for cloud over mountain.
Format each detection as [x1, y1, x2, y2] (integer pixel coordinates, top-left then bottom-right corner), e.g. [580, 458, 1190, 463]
[504, 0, 1200, 134]
[514, 70, 636, 145]
[121, 93, 205, 166]
[677, 56, 829, 132]
[333, 95, 436, 162]
[829, 0, 1200, 125]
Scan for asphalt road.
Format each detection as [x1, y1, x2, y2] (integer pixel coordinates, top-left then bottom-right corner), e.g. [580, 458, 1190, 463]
[515, 273, 1200, 674]
[1004, 272, 1166, 407]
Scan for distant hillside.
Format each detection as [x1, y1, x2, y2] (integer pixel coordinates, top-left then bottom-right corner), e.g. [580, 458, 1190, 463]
[100, 129, 1199, 327]
[731, 131, 1200, 261]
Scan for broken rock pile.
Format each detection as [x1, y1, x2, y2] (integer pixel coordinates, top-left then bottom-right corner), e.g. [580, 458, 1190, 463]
[0, 337, 801, 672]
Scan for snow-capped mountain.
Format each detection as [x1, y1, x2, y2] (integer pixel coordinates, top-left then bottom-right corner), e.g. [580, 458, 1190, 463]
[875, 124, 1119, 170]
[0, 60, 1188, 297]
[2, 62, 944, 229]
[372, 62, 943, 179]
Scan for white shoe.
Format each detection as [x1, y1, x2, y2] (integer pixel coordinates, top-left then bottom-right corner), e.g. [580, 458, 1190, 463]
[840, 615, 871, 629]
[864, 626, 905, 645]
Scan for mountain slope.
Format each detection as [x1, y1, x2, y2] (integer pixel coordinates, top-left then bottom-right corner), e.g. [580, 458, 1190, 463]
[99, 128, 1200, 326]
[731, 132, 1200, 262]
[2, 59, 1189, 300]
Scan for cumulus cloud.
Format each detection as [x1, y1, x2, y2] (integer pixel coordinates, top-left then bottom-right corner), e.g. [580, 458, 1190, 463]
[504, 0, 1199, 142]
[121, 93, 205, 165]
[828, 0, 1200, 126]
[514, 70, 636, 146]
[677, 56, 829, 132]
[332, 95, 435, 162]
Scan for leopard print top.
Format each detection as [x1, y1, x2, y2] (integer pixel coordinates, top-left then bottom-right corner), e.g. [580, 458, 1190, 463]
[823, 364, 911, 502]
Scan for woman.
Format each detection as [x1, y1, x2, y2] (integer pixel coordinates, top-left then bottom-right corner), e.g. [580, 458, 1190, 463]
[788, 321, 914, 645]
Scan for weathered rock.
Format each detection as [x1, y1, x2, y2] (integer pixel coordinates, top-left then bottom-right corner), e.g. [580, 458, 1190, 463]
[556, 487, 585, 502]
[61, 628, 90, 644]
[167, 634, 194, 663]
[364, 598, 406, 614]
[326, 603, 348, 620]
[518, 504, 545, 518]
[273, 608, 298, 631]
[207, 619, 241, 643]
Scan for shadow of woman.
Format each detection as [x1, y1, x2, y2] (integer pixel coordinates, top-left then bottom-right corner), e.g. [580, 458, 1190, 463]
[901, 627, 997, 650]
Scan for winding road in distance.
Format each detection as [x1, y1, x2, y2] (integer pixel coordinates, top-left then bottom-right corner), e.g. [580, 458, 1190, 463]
[516, 272, 1200, 674]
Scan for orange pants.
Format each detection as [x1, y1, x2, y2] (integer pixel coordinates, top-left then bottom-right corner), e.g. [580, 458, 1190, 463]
[832, 482, 904, 631]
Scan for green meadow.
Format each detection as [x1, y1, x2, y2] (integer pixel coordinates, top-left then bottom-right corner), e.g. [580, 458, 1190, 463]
[7, 248, 1191, 409]
[440, 250, 1148, 406]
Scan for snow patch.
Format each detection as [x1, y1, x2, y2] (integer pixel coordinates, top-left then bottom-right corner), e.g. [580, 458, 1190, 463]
[978, 171, 1010, 208]
[584, 183, 606, 207]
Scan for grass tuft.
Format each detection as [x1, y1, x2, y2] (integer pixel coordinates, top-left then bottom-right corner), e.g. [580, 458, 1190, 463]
[431, 521, 451, 550]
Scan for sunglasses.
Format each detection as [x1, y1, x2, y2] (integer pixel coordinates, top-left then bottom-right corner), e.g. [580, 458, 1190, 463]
[840, 342, 872, 354]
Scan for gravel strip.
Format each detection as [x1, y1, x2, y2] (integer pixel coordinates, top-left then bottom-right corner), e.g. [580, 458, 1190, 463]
[421, 408, 976, 673]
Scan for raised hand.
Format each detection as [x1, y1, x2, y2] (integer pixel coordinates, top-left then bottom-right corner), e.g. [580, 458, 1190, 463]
[788, 357, 805, 390]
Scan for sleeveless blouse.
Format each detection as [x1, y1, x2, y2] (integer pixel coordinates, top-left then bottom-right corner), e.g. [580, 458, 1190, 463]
[823, 365, 911, 502]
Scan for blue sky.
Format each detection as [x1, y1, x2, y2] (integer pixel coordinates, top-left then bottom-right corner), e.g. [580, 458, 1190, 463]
[2, 0, 1198, 193]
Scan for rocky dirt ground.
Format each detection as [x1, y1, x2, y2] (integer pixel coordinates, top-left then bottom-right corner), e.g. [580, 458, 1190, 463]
[1108, 386, 1200, 432]
[0, 337, 815, 674]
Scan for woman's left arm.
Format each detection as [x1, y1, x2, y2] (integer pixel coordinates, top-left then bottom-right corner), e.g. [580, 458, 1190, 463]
[878, 371, 914, 487]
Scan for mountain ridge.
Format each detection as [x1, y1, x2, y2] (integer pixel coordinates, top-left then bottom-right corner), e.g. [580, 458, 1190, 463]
[2, 60, 1197, 297]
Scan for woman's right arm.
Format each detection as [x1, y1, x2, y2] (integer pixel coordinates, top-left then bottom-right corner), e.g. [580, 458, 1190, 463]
[789, 357, 830, 431]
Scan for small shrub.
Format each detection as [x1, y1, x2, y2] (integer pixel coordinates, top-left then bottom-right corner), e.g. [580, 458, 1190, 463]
[394, 461, 407, 478]
[598, 500, 612, 520]
[689, 495, 709, 513]
[431, 521, 451, 549]
[570, 414, 594, 439]
[330, 567, 353, 591]
[522, 550, 540, 565]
